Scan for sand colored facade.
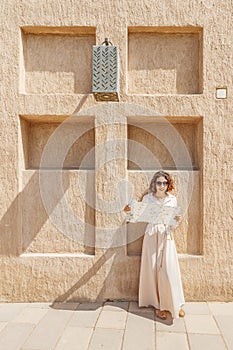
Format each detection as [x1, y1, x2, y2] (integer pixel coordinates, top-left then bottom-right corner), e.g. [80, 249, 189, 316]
[0, 0, 232, 302]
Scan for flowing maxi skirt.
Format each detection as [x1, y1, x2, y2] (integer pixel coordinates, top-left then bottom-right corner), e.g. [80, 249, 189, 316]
[138, 223, 185, 319]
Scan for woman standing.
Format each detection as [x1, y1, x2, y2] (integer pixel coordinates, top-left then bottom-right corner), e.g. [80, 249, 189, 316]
[125, 171, 185, 319]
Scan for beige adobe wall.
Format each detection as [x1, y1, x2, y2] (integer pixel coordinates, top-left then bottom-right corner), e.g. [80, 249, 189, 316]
[0, 0, 232, 302]
[128, 29, 202, 95]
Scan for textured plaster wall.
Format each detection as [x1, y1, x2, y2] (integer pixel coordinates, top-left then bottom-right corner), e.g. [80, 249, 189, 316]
[22, 32, 95, 94]
[128, 31, 201, 94]
[20, 116, 95, 169]
[0, 0, 232, 303]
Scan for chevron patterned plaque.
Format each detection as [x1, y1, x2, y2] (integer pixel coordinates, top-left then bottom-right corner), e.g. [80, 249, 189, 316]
[92, 45, 119, 102]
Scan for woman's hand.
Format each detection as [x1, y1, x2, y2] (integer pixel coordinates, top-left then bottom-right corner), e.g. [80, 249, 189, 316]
[123, 205, 131, 212]
[174, 215, 181, 222]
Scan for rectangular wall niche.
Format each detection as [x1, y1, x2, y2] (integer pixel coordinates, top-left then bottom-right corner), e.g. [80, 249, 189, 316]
[21, 170, 95, 255]
[19, 115, 95, 256]
[20, 115, 95, 170]
[20, 26, 96, 94]
[127, 116, 201, 171]
[127, 116, 203, 256]
[128, 26, 203, 95]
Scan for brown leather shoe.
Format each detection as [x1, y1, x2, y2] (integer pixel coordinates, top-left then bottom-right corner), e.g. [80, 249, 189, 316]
[179, 309, 185, 317]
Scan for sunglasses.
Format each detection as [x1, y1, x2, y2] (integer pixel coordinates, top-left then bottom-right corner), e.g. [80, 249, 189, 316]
[156, 181, 168, 186]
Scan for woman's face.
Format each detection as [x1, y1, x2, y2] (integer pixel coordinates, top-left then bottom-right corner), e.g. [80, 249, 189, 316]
[155, 176, 168, 194]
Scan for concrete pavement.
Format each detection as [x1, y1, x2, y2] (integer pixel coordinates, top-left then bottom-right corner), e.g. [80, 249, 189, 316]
[0, 301, 232, 349]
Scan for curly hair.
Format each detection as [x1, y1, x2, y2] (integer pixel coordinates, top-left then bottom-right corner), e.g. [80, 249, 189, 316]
[139, 171, 174, 201]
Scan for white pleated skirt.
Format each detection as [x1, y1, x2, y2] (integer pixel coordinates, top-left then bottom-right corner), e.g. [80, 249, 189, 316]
[138, 224, 185, 319]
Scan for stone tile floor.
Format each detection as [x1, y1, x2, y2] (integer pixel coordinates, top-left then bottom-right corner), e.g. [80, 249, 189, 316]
[0, 301, 232, 349]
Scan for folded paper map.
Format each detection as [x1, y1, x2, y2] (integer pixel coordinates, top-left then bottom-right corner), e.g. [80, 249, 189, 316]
[125, 201, 180, 227]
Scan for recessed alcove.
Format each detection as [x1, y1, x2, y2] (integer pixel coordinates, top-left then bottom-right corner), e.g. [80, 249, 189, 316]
[21, 169, 95, 255]
[126, 116, 203, 256]
[127, 116, 202, 171]
[20, 26, 96, 94]
[19, 115, 95, 170]
[128, 26, 203, 95]
[19, 115, 95, 255]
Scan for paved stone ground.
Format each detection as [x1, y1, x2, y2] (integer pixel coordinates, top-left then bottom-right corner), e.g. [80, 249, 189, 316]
[0, 301, 232, 349]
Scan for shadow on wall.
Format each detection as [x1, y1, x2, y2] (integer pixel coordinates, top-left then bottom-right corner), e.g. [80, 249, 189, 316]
[0, 94, 95, 257]
[22, 33, 95, 94]
[128, 31, 202, 94]
[51, 248, 117, 304]
[0, 171, 67, 256]
[0, 170, 95, 256]
[48, 227, 141, 307]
